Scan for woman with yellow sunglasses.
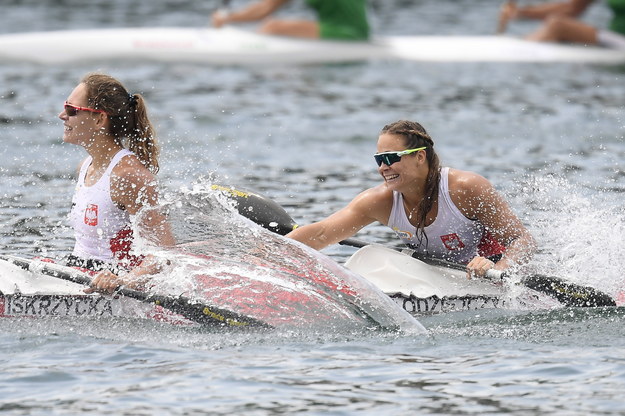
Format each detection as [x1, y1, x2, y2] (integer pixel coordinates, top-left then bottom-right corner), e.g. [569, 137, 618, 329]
[287, 120, 536, 278]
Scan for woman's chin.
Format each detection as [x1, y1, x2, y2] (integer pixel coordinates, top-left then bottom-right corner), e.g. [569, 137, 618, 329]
[62, 135, 82, 146]
[384, 179, 401, 190]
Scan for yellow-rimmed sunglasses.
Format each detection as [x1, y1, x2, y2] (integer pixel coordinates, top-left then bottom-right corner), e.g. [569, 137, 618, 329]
[374, 147, 426, 167]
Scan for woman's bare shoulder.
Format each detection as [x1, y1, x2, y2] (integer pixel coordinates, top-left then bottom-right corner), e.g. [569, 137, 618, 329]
[447, 167, 492, 193]
[349, 183, 394, 224]
[112, 153, 156, 185]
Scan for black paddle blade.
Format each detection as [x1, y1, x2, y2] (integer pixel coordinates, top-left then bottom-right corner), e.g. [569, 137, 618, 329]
[522, 274, 616, 307]
[143, 293, 272, 329]
[212, 185, 298, 235]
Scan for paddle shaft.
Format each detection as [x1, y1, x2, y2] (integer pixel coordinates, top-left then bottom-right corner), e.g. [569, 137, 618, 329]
[222, 186, 615, 308]
[1, 255, 271, 329]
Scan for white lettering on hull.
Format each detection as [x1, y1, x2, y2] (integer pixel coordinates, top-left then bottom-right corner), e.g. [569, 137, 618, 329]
[1, 295, 115, 317]
[391, 294, 508, 314]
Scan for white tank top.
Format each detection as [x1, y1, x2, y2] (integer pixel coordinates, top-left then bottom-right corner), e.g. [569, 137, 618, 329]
[387, 167, 484, 264]
[69, 149, 138, 266]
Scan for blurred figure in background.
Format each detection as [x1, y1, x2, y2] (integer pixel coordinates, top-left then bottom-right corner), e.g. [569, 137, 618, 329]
[212, 0, 369, 40]
[499, 0, 625, 49]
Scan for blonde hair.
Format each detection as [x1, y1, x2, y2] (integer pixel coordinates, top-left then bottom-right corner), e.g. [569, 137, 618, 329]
[81, 73, 160, 174]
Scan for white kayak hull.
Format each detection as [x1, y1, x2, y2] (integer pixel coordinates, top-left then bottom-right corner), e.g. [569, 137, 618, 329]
[0, 247, 566, 321]
[345, 245, 558, 315]
[0, 27, 386, 65]
[0, 259, 193, 324]
[0, 254, 426, 331]
[0, 27, 623, 65]
[386, 35, 625, 63]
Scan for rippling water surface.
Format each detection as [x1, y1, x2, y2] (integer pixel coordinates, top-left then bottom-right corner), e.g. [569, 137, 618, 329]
[1, 0, 625, 414]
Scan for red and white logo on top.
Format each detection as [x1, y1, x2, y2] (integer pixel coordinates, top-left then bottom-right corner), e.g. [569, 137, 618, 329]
[440, 233, 465, 251]
[84, 204, 98, 226]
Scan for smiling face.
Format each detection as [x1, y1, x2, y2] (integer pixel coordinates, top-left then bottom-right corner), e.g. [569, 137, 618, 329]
[376, 132, 427, 192]
[58, 83, 105, 147]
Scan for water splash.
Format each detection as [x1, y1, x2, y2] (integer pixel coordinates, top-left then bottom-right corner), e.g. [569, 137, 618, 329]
[521, 174, 625, 298]
[131, 180, 426, 335]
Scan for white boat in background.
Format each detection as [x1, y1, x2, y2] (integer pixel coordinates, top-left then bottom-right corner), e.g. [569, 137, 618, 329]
[1, 26, 624, 65]
[387, 35, 625, 63]
[0, 27, 386, 65]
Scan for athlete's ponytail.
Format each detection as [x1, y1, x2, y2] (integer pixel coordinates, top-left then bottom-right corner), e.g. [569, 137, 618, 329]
[81, 73, 160, 174]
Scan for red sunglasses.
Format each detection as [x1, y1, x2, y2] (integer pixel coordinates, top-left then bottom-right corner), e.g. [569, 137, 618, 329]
[64, 101, 107, 117]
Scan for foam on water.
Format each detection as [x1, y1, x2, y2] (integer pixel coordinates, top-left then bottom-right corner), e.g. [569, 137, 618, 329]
[518, 174, 625, 298]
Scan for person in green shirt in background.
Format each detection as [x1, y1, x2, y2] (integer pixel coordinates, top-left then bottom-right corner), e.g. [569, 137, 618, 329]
[499, 0, 625, 49]
[211, 0, 369, 40]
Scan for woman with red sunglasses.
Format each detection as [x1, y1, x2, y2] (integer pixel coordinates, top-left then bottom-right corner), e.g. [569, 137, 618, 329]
[59, 73, 175, 293]
[287, 120, 536, 278]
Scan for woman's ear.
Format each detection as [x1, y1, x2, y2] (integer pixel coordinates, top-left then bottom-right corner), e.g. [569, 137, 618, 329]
[95, 112, 108, 130]
[417, 149, 427, 164]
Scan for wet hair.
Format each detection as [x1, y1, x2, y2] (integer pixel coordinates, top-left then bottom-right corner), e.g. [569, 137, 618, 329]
[80, 73, 159, 174]
[380, 120, 441, 247]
